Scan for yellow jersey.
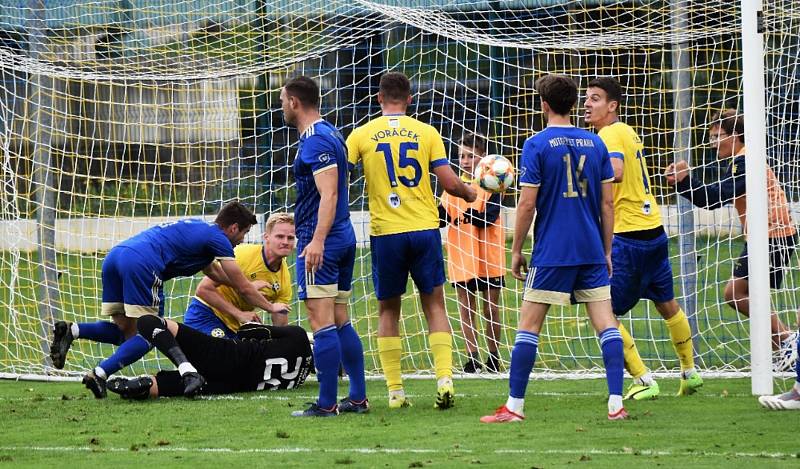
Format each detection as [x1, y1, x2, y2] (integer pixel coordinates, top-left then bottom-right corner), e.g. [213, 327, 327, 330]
[599, 122, 662, 233]
[196, 243, 292, 333]
[347, 114, 450, 236]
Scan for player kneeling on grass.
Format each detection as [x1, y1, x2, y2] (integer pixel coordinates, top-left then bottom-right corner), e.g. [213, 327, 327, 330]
[481, 75, 627, 423]
[108, 318, 312, 399]
[184, 213, 296, 337]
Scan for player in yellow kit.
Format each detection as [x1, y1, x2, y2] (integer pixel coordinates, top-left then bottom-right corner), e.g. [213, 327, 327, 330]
[347, 72, 476, 409]
[183, 213, 295, 337]
[584, 77, 702, 399]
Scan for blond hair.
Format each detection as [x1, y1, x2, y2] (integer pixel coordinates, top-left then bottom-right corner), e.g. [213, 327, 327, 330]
[265, 213, 294, 234]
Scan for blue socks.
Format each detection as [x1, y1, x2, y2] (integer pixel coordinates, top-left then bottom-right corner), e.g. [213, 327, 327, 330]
[313, 325, 342, 409]
[599, 327, 624, 396]
[338, 321, 367, 402]
[508, 330, 539, 399]
[98, 334, 152, 377]
[76, 321, 124, 345]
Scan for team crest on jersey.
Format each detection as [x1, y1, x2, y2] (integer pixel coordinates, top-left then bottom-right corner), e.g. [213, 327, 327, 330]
[211, 328, 225, 338]
[388, 192, 401, 208]
[250, 273, 257, 279]
[272, 282, 280, 291]
[319, 153, 331, 164]
[642, 200, 652, 215]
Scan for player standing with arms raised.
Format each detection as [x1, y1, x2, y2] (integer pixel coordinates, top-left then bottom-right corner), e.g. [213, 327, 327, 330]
[481, 75, 627, 423]
[347, 72, 476, 409]
[584, 77, 702, 398]
[280, 76, 368, 417]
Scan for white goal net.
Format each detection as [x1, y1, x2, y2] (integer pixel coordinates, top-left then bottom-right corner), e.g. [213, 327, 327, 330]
[1, 0, 797, 381]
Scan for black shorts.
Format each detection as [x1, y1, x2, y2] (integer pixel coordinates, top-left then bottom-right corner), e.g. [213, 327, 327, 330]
[162, 323, 312, 395]
[733, 235, 797, 288]
[452, 276, 505, 292]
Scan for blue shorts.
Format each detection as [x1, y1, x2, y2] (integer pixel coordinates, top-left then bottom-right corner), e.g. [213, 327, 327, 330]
[296, 243, 356, 303]
[611, 233, 674, 315]
[370, 229, 446, 300]
[183, 298, 237, 339]
[101, 246, 165, 318]
[523, 264, 610, 306]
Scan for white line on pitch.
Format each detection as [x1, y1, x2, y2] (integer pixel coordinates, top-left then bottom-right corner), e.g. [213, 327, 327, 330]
[0, 446, 793, 459]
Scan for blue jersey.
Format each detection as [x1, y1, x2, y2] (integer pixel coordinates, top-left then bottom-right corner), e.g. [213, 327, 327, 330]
[117, 219, 235, 280]
[519, 126, 614, 267]
[293, 119, 356, 249]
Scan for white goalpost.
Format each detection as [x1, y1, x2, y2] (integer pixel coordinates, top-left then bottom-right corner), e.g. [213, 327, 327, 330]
[0, 1, 796, 391]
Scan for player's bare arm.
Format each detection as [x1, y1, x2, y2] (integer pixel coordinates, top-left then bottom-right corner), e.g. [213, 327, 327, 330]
[433, 164, 477, 203]
[600, 181, 615, 277]
[302, 166, 338, 273]
[611, 158, 624, 182]
[510, 185, 538, 280]
[218, 259, 288, 315]
[202, 261, 231, 286]
[195, 277, 261, 324]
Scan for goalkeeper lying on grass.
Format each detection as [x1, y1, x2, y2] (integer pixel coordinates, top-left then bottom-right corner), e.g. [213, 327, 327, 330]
[108, 317, 312, 399]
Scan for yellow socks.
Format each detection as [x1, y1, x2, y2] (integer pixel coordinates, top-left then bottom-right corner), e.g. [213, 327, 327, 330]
[666, 309, 695, 371]
[428, 332, 453, 380]
[618, 322, 647, 379]
[378, 336, 404, 392]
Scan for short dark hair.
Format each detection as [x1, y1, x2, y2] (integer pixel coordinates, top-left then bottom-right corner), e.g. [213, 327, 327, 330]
[587, 77, 623, 104]
[215, 201, 257, 231]
[283, 76, 320, 108]
[535, 75, 578, 116]
[459, 132, 487, 155]
[379, 72, 411, 102]
[711, 109, 745, 143]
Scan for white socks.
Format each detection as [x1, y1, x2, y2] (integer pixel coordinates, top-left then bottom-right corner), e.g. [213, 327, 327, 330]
[505, 396, 525, 415]
[93, 366, 107, 380]
[608, 394, 624, 414]
[71, 323, 80, 339]
[636, 372, 655, 386]
[177, 362, 198, 376]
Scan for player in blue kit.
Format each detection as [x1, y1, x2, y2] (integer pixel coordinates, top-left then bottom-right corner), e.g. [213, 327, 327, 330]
[481, 75, 627, 423]
[49, 201, 285, 398]
[280, 76, 368, 417]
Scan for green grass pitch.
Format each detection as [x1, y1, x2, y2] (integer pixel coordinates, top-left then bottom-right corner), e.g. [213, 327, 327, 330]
[0, 378, 797, 467]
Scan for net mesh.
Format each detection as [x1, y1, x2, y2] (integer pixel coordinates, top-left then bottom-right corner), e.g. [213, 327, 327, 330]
[1, 0, 798, 379]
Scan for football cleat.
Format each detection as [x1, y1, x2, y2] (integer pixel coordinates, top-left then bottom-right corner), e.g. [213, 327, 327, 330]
[82, 371, 107, 399]
[774, 332, 798, 373]
[462, 359, 482, 374]
[484, 354, 501, 373]
[181, 371, 206, 398]
[108, 376, 153, 400]
[49, 321, 74, 369]
[608, 407, 629, 420]
[624, 380, 660, 400]
[291, 402, 339, 417]
[434, 378, 455, 410]
[480, 405, 524, 423]
[758, 389, 800, 410]
[388, 393, 412, 409]
[677, 371, 703, 396]
[338, 397, 370, 414]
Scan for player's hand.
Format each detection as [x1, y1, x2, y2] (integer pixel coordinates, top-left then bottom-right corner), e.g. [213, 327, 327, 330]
[236, 310, 262, 324]
[269, 302, 291, 315]
[664, 160, 689, 185]
[511, 252, 528, 281]
[301, 239, 325, 273]
[605, 254, 613, 278]
[251, 279, 270, 291]
[463, 185, 478, 203]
